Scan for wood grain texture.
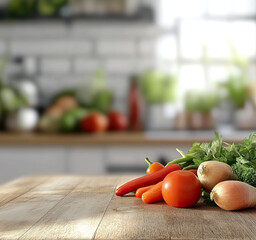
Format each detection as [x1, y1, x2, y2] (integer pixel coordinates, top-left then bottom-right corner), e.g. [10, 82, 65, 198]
[0, 176, 49, 207]
[94, 195, 170, 240]
[0, 176, 82, 240]
[162, 201, 256, 240]
[0, 176, 255, 240]
[20, 176, 121, 240]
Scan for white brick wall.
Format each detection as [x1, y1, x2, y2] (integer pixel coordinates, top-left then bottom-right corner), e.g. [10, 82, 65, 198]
[41, 58, 71, 74]
[1, 22, 67, 38]
[38, 73, 130, 102]
[105, 58, 136, 74]
[10, 40, 92, 56]
[74, 58, 102, 73]
[138, 40, 156, 56]
[105, 58, 156, 74]
[107, 76, 129, 99]
[136, 59, 156, 72]
[71, 22, 159, 38]
[1, 21, 161, 110]
[96, 40, 136, 56]
[0, 41, 5, 55]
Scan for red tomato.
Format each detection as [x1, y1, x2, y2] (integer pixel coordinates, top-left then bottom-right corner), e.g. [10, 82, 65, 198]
[108, 111, 128, 131]
[81, 113, 108, 133]
[162, 170, 201, 207]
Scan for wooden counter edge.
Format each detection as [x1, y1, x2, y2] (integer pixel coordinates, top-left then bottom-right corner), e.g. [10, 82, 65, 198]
[0, 132, 242, 146]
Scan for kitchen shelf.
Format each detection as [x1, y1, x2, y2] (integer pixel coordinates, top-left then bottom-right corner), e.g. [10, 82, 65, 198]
[0, 130, 251, 146]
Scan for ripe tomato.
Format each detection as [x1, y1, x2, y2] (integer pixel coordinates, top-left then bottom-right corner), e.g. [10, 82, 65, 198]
[80, 113, 108, 133]
[162, 170, 201, 207]
[108, 111, 128, 131]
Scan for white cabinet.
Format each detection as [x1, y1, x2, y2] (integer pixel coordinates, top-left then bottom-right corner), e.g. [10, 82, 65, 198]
[105, 145, 190, 169]
[0, 147, 66, 184]
[67, 147, 106, 175]
[0, 144, 191, 184]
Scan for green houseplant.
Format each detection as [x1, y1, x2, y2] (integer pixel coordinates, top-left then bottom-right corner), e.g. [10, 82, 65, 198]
[140, 70, 178, 130]
[141, 70, 178, 104]
[184, 90, 219, 130]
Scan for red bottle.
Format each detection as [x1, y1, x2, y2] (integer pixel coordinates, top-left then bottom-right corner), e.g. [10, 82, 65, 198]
[128, 75, 142, 131]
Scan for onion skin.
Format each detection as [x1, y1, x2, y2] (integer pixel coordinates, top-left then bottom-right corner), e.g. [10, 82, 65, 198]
[197, 161, 237, 193]
[210, 181, 256, 211]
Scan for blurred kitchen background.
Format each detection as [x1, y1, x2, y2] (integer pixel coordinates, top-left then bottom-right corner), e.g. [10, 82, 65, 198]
[0, 0, 256, 183]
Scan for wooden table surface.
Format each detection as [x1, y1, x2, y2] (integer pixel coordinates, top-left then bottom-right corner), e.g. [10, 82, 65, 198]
[0, 175, 256, 240]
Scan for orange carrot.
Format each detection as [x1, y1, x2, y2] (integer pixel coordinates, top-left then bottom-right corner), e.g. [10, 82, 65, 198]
[142, 181, 163, 204]
[136, 185, 154, 198]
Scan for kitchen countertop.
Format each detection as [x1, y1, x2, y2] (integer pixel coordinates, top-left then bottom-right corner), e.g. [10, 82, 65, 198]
[0, 175, 255, 240]
[0, 129, 253, 146]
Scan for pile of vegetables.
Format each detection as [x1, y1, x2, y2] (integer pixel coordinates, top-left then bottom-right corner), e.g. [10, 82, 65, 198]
[116, 132, 256, 211]
[39, 69, 128, 133]
[39, 95, 128, 133]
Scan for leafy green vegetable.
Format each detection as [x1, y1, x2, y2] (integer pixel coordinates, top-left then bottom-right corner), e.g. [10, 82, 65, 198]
[60, 108, 88, 133]
[167, 131, 256, 187]
[201, 190, 217, 206]
[232, 163, 256, 187]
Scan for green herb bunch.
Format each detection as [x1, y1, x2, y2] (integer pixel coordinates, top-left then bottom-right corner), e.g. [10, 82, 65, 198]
[167, 132, 256, 187]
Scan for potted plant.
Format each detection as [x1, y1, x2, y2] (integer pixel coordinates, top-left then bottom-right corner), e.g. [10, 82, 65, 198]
[183, 90, 219, 130]
[219, 50, 256, 130]
[227, 76, 256, 130]
[140, 70, 178, 130]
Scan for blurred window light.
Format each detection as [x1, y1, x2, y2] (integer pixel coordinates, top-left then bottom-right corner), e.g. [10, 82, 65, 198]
[208, 65, 230, 83]
[207, 0, 234, 16]
[179, 64, 206, 95]
[180, 20, 231, 60]
[208, 0, 256, 16]
[248, 64, 256, 81]
[156, 35, 176, 60]
[156, 0, 175, 27]
[180, 21, 206, 59]
[156, 61, 178, 75]
[156, 0, 206, 27]
[180, 20, 256, 60]
[229, 21, 256, 58]
[234, 0, 256, 16]
[205, 21, 231, 59]
[172, 0, 206, 17]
